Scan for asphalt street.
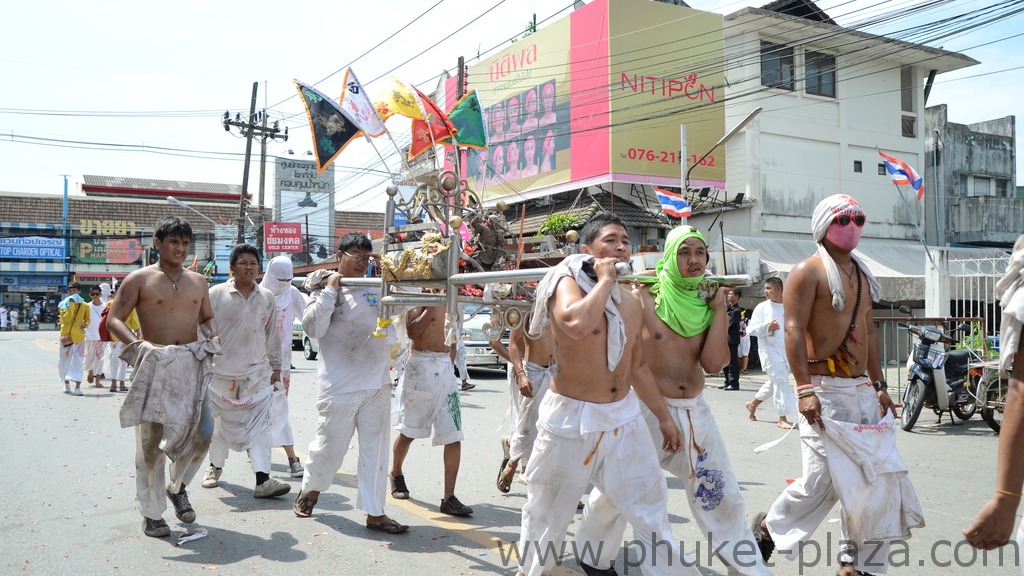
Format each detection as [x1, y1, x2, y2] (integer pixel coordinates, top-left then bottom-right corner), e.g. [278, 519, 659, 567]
[0, 330, 1017, 575]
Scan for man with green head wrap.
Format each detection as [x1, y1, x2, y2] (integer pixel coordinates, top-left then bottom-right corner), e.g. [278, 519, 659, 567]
[575, 225, 770, 576]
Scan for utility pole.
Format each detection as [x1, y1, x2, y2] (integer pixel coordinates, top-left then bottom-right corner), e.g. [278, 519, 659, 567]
[223, 82, 287, 246]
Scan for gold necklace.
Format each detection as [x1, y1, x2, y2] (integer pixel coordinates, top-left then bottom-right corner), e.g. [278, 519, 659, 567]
[162, 266, 184, 290]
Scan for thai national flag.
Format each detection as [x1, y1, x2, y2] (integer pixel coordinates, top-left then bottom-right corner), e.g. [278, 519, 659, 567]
[878, 150, 925, 200]
[653, 187, 692, 218]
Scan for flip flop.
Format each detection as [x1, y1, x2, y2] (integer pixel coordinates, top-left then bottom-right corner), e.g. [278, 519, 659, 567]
[293, 491, 317, 518]
[496, 457, 513, 493]
[366, 518, 409, 534]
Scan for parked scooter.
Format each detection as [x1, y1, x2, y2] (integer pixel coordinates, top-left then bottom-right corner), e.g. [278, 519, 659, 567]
[898, 306, 976, 431]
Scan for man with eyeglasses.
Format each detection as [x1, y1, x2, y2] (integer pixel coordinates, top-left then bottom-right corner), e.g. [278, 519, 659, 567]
[293, 233, 409, 534]
[752, 194, 920, 576]
[203, 243, 290, 501]
[83, 287, 108, 389]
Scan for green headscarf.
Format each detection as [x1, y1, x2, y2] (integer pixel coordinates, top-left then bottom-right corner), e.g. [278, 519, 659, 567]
[648, 225, 714, 337]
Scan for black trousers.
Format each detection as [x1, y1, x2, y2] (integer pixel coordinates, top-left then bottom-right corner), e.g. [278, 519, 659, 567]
[723, 342, 740, 388]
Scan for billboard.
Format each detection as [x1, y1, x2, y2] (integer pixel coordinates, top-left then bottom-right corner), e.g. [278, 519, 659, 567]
[274, 157, 335, 266]
[466, 0, 725, 201]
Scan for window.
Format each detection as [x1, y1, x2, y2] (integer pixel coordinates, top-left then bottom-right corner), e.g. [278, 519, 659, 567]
[854, 161, 862, 173]
[972, 177, 991, 197]
[761, 42, 794, 90]
[804, 51, 836, 97]
[997, 179, 1009, 197]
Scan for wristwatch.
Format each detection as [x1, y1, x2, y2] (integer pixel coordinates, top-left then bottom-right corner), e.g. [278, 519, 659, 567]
[872, 380, 888, 391]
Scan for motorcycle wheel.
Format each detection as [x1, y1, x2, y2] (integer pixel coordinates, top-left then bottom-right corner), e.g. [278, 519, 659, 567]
[901, 378, 925, 431]
[982, 379, 1006, 434]
[952, 400, 977, 420]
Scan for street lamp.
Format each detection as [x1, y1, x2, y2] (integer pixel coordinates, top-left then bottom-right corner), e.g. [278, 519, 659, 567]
[166, 196, 218, 226]
[684, 106, 763, 203]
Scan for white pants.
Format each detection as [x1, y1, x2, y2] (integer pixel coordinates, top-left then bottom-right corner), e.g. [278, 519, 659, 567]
[508, 361, 554, 465]
[519, 391, 697, 576]
[753, 355, 796, 418]
[207, 373, 274, 474]
[84, 340, 107, 373]
[577, 394, 769, 576]
[302, 385, 391, 516]
[135, 396, 213, 520]
[765, 376, 892, 574]
[106, 341, 128, 382]
[270, 371, 295, 446]
[58, 342, 85, 383]
[395, 350, 463, 446]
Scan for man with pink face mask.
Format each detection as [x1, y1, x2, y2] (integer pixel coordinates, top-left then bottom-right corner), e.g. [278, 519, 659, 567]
[751, 194, 923, 576]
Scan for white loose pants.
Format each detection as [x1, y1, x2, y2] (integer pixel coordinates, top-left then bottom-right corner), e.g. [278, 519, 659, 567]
[58, 342, 85, 383]
[518, 391, 698, 576]
[577, 394, 769, 575]
[302, 385, 391, 516]
[207, 373, 274, 474]
[508, 361, 554, 465]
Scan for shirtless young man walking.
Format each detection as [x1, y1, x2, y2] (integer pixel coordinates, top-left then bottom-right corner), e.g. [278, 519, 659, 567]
[391, 298, 474, 517]
[753, 195, 922, 576]
[515, 212, 687, 576]
[106, 216, 218, 538]
[575, 225, 770, 575]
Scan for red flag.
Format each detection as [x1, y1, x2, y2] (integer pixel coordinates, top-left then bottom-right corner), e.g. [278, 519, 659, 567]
[408, 88, 457, 161]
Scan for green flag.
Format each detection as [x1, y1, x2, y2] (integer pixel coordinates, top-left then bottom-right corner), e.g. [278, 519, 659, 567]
[440, 89, 487, 149]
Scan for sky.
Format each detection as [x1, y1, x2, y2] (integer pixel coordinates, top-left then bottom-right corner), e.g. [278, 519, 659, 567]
[1, 0, 1022, 215]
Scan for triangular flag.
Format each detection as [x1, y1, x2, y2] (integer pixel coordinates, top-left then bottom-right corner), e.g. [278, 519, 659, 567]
[408, 88, 458, 161]
[439, 89, 487, 149]
[294, 79, 361, 174]
[340, 68, 386, 138]
[373, 75, 425, 122]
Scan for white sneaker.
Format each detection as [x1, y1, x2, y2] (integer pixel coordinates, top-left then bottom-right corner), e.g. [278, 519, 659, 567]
[254, 478, 291, 498]
[63, 381, 71, 394]
[289, 460, 304, 478]
[73, 388, 83, 396]
[201, 465, 222, 489]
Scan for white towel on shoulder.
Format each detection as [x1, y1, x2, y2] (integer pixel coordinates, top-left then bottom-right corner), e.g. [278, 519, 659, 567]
[528, 254, 625, 371]
[996, 235, 1024, 378]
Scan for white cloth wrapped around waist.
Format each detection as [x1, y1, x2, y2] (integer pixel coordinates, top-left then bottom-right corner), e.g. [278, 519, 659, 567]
[819, 412, 925, 542]
[118, 339, 221, 462]
[208, 366, 275, 452]
[538, 389, 641, 437]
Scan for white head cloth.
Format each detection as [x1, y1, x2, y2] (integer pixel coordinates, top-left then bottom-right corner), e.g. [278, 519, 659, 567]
[810, 194, 880, 311]
[260, 255, 296, 309]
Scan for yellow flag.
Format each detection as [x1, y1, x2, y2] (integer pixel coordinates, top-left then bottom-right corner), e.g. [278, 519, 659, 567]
[373, 75, 425, 122]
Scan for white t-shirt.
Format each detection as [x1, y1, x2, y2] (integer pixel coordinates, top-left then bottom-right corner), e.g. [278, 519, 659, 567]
[84, 302, 105, 340]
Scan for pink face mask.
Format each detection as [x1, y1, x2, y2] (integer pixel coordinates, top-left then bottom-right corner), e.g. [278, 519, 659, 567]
[825, 221, 862, 251]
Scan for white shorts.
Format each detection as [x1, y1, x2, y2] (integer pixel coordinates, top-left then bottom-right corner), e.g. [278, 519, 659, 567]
[395, 350, 463, 446]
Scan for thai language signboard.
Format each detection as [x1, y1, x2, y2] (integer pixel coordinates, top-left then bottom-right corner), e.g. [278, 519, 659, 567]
[263, 222, 303, 253]
[72, 238, 144, 264]
[0, 237, 65, 260]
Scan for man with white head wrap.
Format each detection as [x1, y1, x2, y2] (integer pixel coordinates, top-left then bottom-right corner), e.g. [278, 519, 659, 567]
[258, 255, 308, 478]
[752, 194, 922, 576]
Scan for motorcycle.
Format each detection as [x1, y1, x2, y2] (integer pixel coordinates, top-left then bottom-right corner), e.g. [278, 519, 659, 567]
[28, 313, 39, 331]
[898, 305, 977, 431]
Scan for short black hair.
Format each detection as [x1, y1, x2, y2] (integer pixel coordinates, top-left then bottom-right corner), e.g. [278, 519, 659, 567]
[67, 282, 81, 291]
[338, 232, 372, 253]
[89, 287, 101, 295]
[580, 212, 626, 246]
[731, 288, 743, 297]
[229, 243, 261, 267]
[765, 277, 783, 290]
[154, 216, 193, 243]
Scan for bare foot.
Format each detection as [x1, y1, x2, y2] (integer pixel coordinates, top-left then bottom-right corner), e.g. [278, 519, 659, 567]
[745, 401, 757, 421]
[777, 419, 794, 429]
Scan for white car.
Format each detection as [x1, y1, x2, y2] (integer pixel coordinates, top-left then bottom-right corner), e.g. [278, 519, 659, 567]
[461, 305, 508, 370]
[292, 319, 318, 361]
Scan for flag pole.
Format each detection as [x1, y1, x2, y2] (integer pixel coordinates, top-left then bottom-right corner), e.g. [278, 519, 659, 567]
[893, 183, 936, 269]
